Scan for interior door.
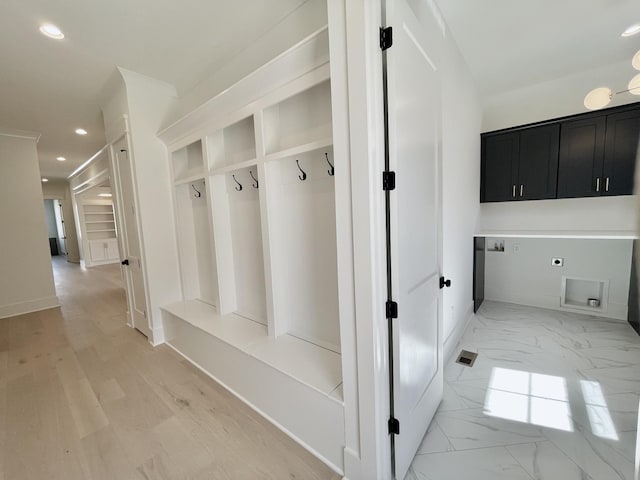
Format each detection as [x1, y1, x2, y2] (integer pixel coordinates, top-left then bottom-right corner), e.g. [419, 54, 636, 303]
[112, 136, 150, 338]
[383, 0, 444, 478]
[54, 200, 67, 255]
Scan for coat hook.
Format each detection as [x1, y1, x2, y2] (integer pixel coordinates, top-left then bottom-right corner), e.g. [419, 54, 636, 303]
[191, 183, 202, 198]
[325, 152, 334, 176]
[296, 159, 307, 181]
[249, 170, 259, 189]
[232, 174, 243, 191]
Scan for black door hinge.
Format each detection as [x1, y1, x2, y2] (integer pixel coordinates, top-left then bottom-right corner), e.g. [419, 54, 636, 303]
[388, 416, 400, 435]
[386, 300, 398, 319]
[383, 171, 396, 191]
[380, 26, 393, 51]
[439, 276, 451, 289]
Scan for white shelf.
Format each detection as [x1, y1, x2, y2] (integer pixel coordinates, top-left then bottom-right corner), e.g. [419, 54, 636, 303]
[174, 173, 206, 186]
[209, 158, 258, 176]
[85, 220, 115, 224]
[86, 228, 116, 233]
[264, 137, 333, 163]
[172, 140, 205, 182]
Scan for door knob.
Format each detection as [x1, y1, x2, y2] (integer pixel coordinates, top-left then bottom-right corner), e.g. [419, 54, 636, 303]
[439, 277, 451, 289]
[121, 259, 129, 266]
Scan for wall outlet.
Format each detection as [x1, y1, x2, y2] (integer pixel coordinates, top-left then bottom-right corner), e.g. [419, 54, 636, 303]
[512, 243, 520, 254]
[551, 257, 564, 267]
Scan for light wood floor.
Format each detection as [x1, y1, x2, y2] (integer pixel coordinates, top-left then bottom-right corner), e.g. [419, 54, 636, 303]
[0, 256, 341, 480]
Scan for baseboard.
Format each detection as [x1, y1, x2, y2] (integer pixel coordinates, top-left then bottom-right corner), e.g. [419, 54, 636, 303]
[443, 302, 474, 364]
[150, 325, 165, 346]
[0, 295, 60, 319]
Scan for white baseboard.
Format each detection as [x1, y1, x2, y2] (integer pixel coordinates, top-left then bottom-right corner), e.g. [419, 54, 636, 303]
[0, 295, 60, 319]
[443, 302, 474, 364]
[150, 325, 165, 346]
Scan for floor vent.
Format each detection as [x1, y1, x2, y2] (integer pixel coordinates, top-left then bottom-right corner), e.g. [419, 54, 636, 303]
[456, 350, 478, 367]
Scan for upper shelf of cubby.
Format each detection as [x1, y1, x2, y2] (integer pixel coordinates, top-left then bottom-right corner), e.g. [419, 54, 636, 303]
[262, 80, 332, 158]
[172, 140, 205, 183]
[207, 116, 256, 171]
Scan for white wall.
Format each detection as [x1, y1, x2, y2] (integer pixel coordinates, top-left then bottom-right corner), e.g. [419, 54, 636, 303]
[485, 237, 633, 320]
[441, 36, 482, 360]
[117, 69, 182, 343]
[482, 60, 638, 133]
[0, 132, 58, 318]
[171, 0, 328, 124]
[42, 179, 81, 262]
[478, 195, 637, 235]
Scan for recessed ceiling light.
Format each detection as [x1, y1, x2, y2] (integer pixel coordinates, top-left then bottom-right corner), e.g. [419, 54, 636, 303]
[42, 178, 49, 182]
[633, 49, 640, 71]
[584, 87, 613, 110]
[75, 128, 87, 135]
[56, 156, 66, 161]
[98, 193, 113, 197]
[621, 23, 640, 37]
[39, 23, 64, 40]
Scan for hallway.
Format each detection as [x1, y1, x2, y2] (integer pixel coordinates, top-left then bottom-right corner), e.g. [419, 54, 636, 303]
[0, 258, 339, 479]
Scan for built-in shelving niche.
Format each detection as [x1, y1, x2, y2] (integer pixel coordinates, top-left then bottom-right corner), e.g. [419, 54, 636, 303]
[266, 146, 340, 352]
[212, 165, 267, 325]
[174, 178, 218, 307]
[263, 80, 333, 156]
[172, 140, 217, 307]
[208, 116, 257, 170]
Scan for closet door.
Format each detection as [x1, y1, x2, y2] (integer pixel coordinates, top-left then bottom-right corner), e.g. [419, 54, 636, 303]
[384, 0, 444, 477]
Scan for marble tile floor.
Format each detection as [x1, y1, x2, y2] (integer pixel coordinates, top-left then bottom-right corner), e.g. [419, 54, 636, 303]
[407, 300, 640, 480]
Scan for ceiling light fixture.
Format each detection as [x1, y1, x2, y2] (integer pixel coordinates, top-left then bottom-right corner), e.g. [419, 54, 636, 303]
[39, 24, 64, 40]
[75, 128, 87, 135]
[42, 178, 49, 182]
[633, 49, 640, 71]
[584, 48, 640, 110]
[621, 23, 640, 37]
[56, 156, 66, 161]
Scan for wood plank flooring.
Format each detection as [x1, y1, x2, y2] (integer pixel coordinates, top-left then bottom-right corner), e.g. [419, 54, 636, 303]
[0, 257, 341, 479]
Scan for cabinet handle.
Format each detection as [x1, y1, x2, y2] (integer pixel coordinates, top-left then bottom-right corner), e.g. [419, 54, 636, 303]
[520, 185, 523, 197]
[596, 177, 600, 192]
[512, 185, 516, 198]
[605, 177, 610, 192]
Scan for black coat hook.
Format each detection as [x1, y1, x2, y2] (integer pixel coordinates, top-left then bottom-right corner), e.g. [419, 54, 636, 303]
[233, 174, 243, 191]
[191, 183, 202, 198]
[296, 159, 307, 181]
[325, 152, 334, 176]
[249, 170, 259, 189]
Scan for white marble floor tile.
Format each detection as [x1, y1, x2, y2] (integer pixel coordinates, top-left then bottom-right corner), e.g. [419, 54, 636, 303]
[409, 301, 640, 480]
[410, 446, 532, 480]
[507, 441, 594, 480]
[435, 408, 546, 450]
[416, 420, 453, 455]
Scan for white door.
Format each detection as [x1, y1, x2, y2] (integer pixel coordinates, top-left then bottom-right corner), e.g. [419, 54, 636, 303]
[54, 200, 67, 255]
[112, 136, 150, 338]
[384, 0, 444, 478]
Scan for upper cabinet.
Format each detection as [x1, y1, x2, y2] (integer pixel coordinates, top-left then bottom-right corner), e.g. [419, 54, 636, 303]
[481, 124, 559, 202]
[481, 102, 640, 203]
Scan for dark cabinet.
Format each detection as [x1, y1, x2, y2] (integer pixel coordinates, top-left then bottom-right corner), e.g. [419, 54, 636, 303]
[481, 124, 559, 202]
[603, 109, 640, 196]
[557, 117, 606, 198]
[481, 102, 640, 203]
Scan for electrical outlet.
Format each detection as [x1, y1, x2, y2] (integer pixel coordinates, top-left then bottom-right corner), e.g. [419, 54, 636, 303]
[551, 257, 564, 267]
[512, 243, 520, 254]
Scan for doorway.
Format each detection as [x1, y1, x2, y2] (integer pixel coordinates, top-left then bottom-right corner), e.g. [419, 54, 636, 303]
[43, 198, 67, 257]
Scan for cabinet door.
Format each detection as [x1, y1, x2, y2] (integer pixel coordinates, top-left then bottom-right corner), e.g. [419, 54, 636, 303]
[557, 116, 606, 198]
[88, 240, 107, 262]
[481, 132, 519, 202]
[106, 238, 120, 260]
[603, 108, 640, 196]
[517, 124, 559, 200]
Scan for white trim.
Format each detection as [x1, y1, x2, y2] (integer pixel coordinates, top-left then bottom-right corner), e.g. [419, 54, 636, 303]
[0, 296, 60, 319]
[67, 146, 109, 179]
[443, 303, 474, 364]
[0, 128, 41, 142]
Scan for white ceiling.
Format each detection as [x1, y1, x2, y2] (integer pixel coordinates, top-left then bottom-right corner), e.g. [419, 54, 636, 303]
[438, 0, 640, 97]
[0, 0, 308, 179]
[3, 0, 639, 180]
